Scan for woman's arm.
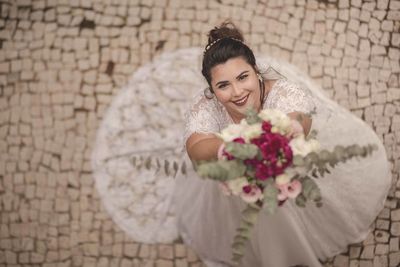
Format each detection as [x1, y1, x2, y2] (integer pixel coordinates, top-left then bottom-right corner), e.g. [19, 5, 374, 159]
[186, 133, 223, 161]
[287, 111, 312, 136]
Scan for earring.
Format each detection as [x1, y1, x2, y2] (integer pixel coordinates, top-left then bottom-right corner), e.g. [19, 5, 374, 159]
[204, 87, 214, 99]
[257, 73, 264, 82]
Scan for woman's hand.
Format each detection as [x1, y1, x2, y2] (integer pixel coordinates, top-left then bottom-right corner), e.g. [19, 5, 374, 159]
[287, 111, 312, 136]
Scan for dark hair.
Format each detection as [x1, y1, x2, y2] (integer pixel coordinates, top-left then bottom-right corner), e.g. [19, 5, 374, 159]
[202, 21, 265, 103]
[202, 21, 257, 87]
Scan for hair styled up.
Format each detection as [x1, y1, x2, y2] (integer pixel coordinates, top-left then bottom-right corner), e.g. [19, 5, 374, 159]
[201, 21, 258, 90]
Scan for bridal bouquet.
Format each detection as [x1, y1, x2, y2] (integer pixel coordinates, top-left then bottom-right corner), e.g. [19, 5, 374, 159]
[195, 108, 377, 265]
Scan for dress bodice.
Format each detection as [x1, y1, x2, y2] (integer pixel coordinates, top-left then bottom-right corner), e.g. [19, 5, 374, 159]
[184, 78, 316, 144]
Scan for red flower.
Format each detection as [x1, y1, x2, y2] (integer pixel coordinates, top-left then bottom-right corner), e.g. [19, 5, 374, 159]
[233, 137, 245, 144]
[262, 121, 272, 133]
[254, 161, 274, 180]
[242, 185, 252, 194]
[247, 131, 293, 180]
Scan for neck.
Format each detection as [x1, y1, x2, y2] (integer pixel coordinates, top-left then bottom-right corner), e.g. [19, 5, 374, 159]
[230, 111, 245, 124]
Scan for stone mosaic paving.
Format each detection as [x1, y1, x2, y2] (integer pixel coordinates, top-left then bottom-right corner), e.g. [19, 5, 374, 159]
[0, 0, 399, 266]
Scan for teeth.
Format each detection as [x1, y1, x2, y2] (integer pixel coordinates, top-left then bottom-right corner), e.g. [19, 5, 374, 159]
[234, 95, 248, 104]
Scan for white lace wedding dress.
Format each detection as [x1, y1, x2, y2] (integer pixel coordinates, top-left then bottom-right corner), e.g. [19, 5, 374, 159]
[91, 48, 392, 267]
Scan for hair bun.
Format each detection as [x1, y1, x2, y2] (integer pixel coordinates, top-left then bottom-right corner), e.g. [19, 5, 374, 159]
[207, 20, 244, 44]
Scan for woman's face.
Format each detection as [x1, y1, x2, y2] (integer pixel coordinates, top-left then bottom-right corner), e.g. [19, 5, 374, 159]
[210, 57, 261, 123]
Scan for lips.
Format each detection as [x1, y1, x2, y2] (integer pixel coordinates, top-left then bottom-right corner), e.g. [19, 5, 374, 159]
[232, 94, 249, 106]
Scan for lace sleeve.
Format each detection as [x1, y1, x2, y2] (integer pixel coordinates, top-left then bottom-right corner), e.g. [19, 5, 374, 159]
[266, 79, 315, 115]
[183, 92, 221, 144]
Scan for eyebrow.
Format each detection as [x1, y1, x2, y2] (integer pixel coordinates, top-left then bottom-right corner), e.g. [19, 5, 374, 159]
[215, 70, 250, 87]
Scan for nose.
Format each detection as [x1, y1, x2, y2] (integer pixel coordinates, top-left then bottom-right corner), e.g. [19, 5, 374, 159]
[231, 82, 242, 97]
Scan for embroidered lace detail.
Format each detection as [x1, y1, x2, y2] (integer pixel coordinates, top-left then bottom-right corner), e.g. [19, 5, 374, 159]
[264, 79, 315, 115]
[183, 91, 228, 144]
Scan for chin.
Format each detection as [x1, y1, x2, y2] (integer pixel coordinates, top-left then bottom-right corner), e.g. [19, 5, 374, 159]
[241, 96, 258, 112]
[230, 96, 258, 117]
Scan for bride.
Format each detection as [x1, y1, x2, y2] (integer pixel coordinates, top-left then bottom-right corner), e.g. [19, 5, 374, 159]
[173, 21, 392, 266]
[91, 21, 392, 267]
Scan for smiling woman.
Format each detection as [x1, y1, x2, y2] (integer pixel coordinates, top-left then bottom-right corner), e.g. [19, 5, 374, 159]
[174, 21, 391, 267]
[90, 19, 391, 267]
[186, 29, 311, 162]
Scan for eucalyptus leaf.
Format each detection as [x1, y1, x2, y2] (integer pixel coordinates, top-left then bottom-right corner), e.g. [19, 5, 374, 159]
[293, 155, 305, 167]
[237, 227, 251, 238]
[262, 181, 279, 215]
[334, 145, 345, 159]
[246, 168, 256, 178]
[329, 161, 337, 168]
[132, 157, 137, 167]
[232, 241, 246, 252]
[156, 158, 161, 171]
[233, 235, 247, 244]
[225, 142, 259, 160]
[232, 249, 244, 257]
[295, 193, 307, 207]
[311, 169, 318, 178]
[145, 157, 152, 170]
[232, 254, 242, 265]
[181, 161, 187, 175]
[319, 150, 330, 162]
[305, 152, 318, 165]
[231, 204, 260, 266]
[164, 160, 169, 176]
[245, 108, 262, 124]
[301, 177, 321, 201]
[196, 160, 246, 181]
[242, 207, 259, 224]
[306, 129, 318, 140]
[173, 161, 178, 176]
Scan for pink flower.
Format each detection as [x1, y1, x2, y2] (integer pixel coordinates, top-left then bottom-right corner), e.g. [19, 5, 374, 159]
[277, 186, 288, 201]
[217, 143, 226, 160]
[277, 179, 302, 201]
[218, 182, 232, 196]
[240, 184, 263, 203]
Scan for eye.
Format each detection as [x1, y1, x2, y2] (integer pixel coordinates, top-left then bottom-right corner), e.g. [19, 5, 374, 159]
[238, 75, 248, 81]
[218, 83, 228, 89]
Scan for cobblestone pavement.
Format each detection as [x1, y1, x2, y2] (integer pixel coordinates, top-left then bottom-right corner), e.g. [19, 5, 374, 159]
[0, 0, 399, 266]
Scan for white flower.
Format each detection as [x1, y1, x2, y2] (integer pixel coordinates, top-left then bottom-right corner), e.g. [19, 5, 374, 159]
[289, 135, 320, 156]
[226, 177, 249, 196]
[275, 173, 292, 185]
[217, 122, 247, 142]
[242, 123, 262, 142]
[259, 109, 291, 135]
